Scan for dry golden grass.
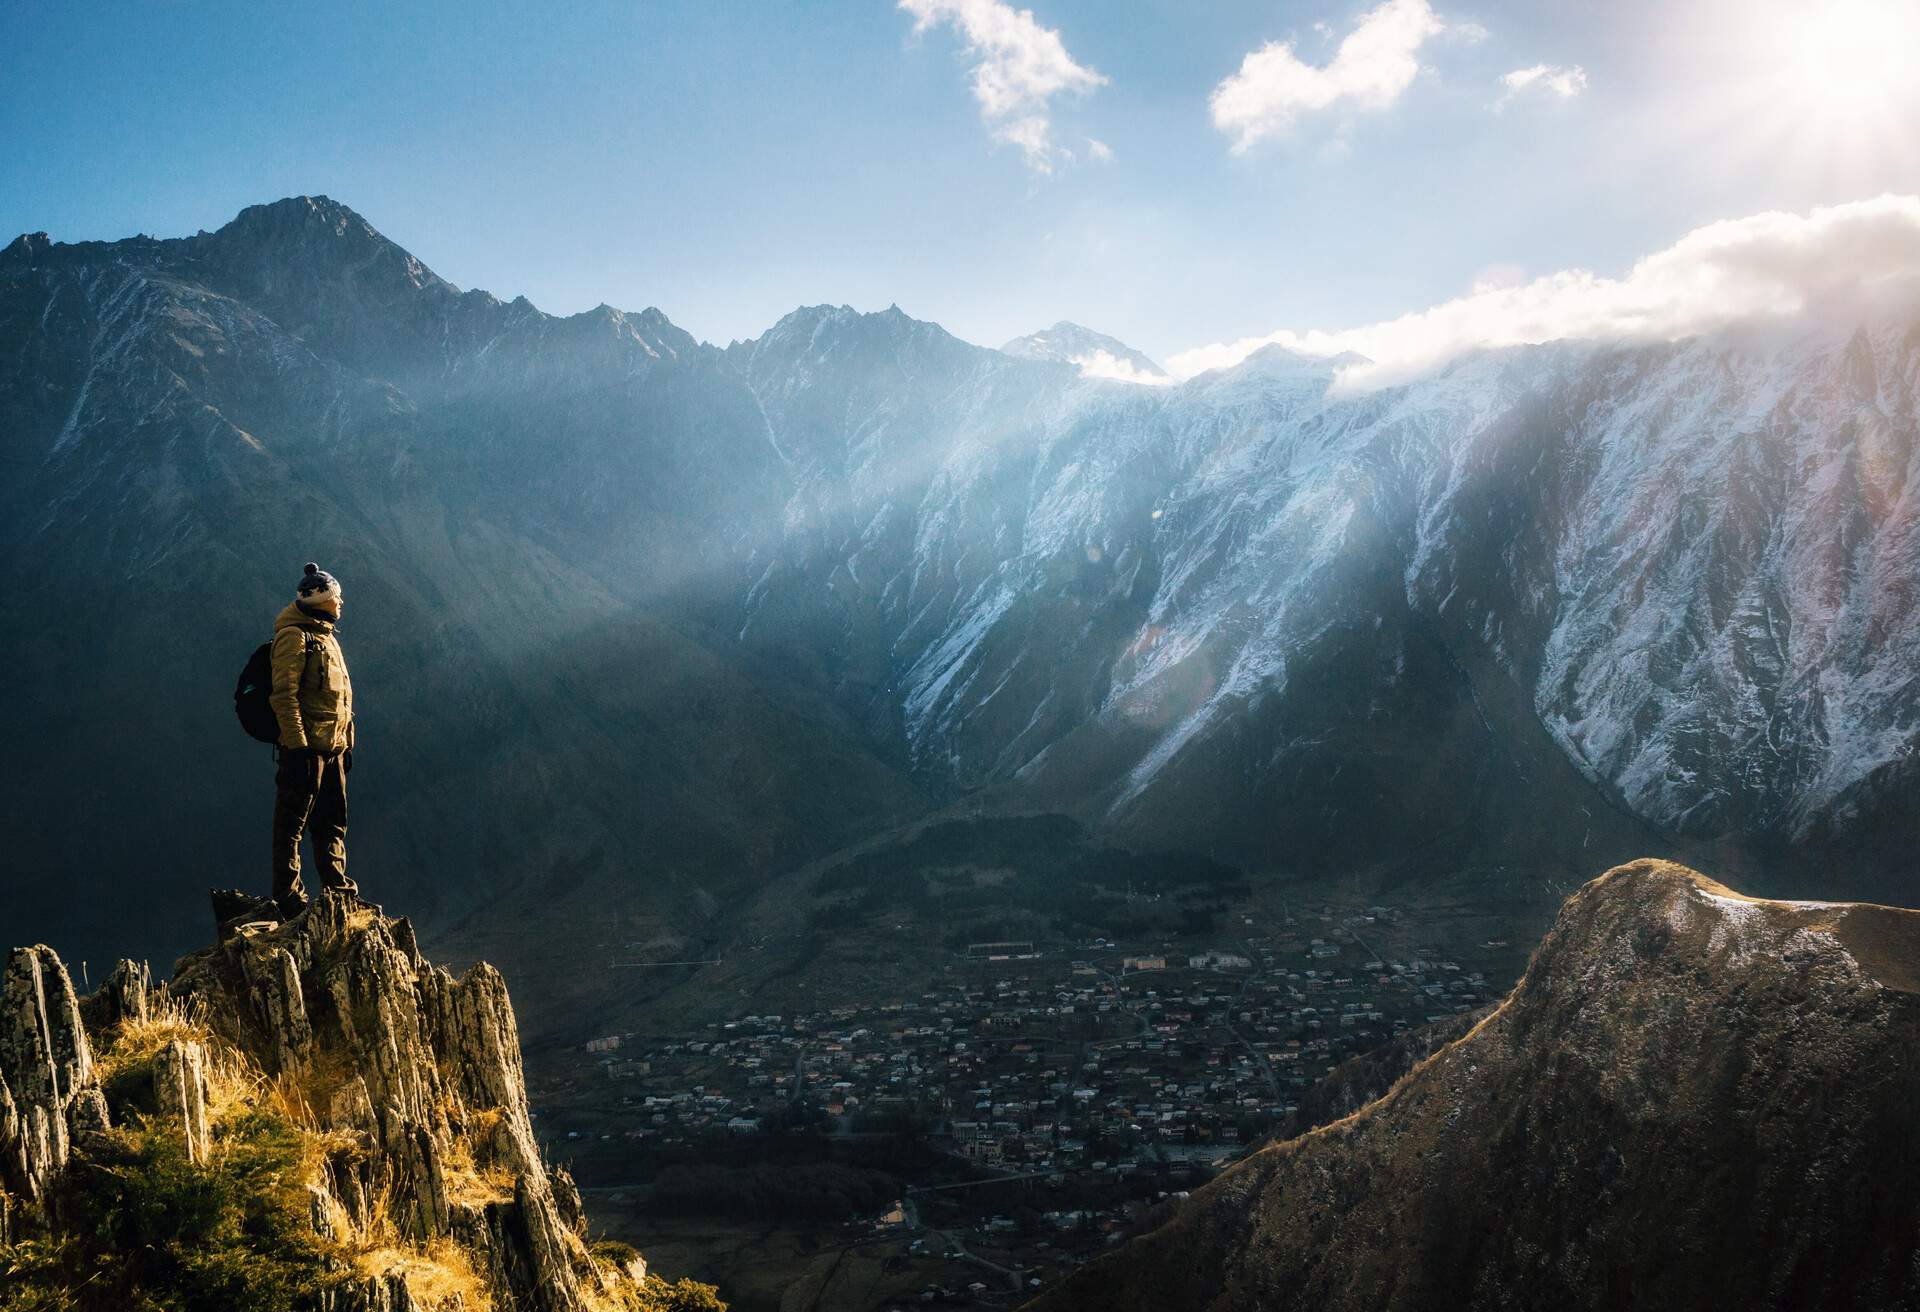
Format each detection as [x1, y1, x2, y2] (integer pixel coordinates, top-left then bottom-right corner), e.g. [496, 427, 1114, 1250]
[268, 1042, 364, 1129]
[440, 1131, 517, 1209]
[92, 991, 212, 1084]
[354, 1237, 492, 1311]
[462, 1105, 505, 1137]
[577, 1257, 655, 1312]
[444, 1161, 517, 1209]
[346, 1169, 497, 1311]
[202, 1051, 266, 1126]
[434, 1099, 516, 1208]
[94, 992, 267, 1130]
[580, 1281, 634, 1312]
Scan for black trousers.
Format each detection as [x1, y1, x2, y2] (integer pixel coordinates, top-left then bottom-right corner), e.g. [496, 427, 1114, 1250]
[272, 750, 353, 905]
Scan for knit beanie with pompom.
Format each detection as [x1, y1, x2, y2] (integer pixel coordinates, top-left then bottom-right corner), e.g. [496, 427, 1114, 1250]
[296, 562, 342, 614]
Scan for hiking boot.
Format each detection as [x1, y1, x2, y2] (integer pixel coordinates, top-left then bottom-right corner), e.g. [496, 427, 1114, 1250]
[320, 879, 380, 917]
[211, 887, 284, 940]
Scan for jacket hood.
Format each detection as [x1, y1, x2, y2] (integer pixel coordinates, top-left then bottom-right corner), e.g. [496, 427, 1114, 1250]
[275, 601, 337, 633]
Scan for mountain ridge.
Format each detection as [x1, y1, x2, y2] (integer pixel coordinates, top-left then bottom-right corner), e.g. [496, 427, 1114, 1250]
[4, 197, 1917, 1014]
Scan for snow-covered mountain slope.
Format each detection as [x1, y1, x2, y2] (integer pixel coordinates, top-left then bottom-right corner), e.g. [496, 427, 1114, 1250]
[3, 197, 1915, 983]
[1001, 320, 1171, 385]
[731, 311, 1919, 878]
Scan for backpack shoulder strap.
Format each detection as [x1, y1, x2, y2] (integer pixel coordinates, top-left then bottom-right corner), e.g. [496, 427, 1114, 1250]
[280, 627, 321, 684]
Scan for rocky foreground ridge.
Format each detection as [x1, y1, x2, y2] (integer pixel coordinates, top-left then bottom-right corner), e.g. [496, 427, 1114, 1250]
[1031, 860, 1920, 1312]
[0, 891, 714, 1312]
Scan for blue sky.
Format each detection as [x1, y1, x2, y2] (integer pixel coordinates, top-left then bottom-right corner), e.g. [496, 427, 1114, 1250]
[7, 0, 1918, 368]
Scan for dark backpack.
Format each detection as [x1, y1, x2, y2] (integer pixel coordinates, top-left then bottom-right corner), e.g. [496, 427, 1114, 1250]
[234, 641, 280, 743]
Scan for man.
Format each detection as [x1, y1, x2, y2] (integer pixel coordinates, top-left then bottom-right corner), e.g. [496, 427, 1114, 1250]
[269, 561, 358, 917]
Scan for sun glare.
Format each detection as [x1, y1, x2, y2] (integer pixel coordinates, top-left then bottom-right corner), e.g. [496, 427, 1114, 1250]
[1666, 0, 1920, 196]
[1771, 0, 1920, 117]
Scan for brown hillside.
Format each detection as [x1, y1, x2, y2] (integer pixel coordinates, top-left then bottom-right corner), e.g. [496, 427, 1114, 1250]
[1030, 859, 1920, 1312]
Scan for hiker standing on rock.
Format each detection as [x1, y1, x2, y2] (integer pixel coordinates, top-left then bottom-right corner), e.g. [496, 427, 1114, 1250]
[269, 562, 357, 916]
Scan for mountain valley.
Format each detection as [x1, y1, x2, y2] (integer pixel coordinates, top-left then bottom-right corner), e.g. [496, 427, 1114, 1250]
[6, 197, 1920, 1309]
[5, 197, 1915, 1033]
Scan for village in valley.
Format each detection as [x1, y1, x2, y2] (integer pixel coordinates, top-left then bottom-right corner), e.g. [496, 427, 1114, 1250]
[539, 894, 1512, 1309]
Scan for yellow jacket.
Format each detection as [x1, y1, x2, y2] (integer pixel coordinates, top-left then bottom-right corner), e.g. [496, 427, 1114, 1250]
[269, 602, 355, 755]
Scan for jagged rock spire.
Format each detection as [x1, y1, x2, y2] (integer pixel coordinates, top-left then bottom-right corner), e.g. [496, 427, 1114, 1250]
[0, 946, 109, 1213]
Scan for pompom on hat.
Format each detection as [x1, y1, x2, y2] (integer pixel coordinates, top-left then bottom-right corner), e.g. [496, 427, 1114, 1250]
[296, 561, 343, 612]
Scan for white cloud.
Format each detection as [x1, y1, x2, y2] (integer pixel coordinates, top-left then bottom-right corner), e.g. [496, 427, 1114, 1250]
[900, 0, 1107, 173]
[1086, 137, 1114, 163]
[1073, 349, 1174, 386]
[1166, 195, 1920, 388]
[1210, 0, 1446, 151]
[1469, 262, 1526, 293]
[1498, 62, 1588, 105]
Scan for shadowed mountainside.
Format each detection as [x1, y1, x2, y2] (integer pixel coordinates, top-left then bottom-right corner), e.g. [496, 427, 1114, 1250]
[1275, 1002, 1495, 1140]
[1030, 860, 1920, 1312]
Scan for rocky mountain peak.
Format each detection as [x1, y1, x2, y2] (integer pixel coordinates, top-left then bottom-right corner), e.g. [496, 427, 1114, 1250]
[0, 232, 54, 267]
[229, 193, 369, 229]
[757, 302, 933, 344]
[1035, 859, 1920, 1312]
[212, 194, 443, 284]
[569, 301, 698, 359]
[1529, 860, 1920, 999]
[1216, 341, 1366, 382]
[194, 194, 451, 322]
[735, 302, 987, 387]
[0, 889, 668, 1310]
[1001, 320, 1170, 384]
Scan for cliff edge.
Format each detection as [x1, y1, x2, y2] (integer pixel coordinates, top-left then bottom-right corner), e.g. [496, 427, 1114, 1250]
[0, 890, 717, 1312]
[1030, 859, 1920, 1312]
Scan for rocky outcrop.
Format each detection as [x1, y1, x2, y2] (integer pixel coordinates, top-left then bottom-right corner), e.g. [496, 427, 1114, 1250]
[0, 946, 110, 1220]
[0, 890, 652, 1310]
[166, 890, 616, 1309]
[78, 958, 150, 1033]
[150, 1038, 211, 1164]
[1033, 860, 1920, 1312]
[318, 1273, 441, 1312]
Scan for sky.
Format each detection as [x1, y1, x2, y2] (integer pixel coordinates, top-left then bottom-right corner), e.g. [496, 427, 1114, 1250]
[6, 0, 1920, 374]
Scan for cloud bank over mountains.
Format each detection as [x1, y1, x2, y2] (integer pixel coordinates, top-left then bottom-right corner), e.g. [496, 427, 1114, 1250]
[1072, 347, 1174, 386]
[1166, 194, 1920, 387]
